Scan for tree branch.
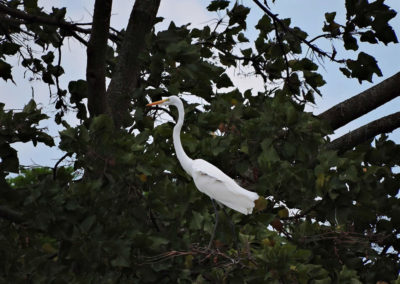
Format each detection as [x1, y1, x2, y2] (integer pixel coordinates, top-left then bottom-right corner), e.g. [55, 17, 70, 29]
[252, 0, 343, 63]
[318, 72, 400, 131]
[0, 3, 89, 33]
[326, 111, 400, 153]
[53, 152, 71, 180]
[0, 3, 120, 43]
[86, 0, 113, 117]
[106, 0, 161, 128]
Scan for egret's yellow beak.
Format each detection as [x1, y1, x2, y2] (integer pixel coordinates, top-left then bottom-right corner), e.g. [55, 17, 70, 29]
[146, 99, 168, 106]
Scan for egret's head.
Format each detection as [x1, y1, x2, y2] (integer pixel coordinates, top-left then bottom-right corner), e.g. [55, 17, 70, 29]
[146, 95, 181, 107]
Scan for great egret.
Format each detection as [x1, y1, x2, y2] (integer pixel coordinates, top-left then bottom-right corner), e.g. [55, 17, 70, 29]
[147, 96, 259, 211]
[147, 96, 259, 246]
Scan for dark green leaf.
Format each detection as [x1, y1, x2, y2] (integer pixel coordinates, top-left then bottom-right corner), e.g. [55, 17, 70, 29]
[0, 59, 12, 81]
[207, 0, 229, 11]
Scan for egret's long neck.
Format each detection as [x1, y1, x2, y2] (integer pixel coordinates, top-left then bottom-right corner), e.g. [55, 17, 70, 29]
[173, 101, 193, 176]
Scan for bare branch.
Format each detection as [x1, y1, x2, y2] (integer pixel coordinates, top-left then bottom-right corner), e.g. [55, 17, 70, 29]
[252, 0, 344, 63]
[326, 111, 400, 153]
[86, 0, 113, 117]
[107, 0, 161, 128]
[318, 72, 400, 131]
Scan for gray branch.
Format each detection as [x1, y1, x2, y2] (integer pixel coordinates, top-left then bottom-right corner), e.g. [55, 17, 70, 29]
[318, 72, 400, 131]
[106, 0, 161, 127]
[326, 111, 400, 153]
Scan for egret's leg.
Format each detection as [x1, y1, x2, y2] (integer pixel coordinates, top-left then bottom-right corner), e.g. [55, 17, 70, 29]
[221, 207, 238, 249]
[208, 198, 219, 249]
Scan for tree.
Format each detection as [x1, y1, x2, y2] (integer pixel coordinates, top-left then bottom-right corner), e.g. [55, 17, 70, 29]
[0, 0, 399, 282]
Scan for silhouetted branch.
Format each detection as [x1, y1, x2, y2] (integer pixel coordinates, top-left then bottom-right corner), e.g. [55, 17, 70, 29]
[326, 111, 400, 153]
[0, 3, 120, 43]
[0, 3, 89, 33]
[53, 152, 72, 180]
[252, 0, 344, 63]
[318, 72, 400, 131]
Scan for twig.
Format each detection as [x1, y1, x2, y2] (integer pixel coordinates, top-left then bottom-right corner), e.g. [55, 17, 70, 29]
[272, 18, 290, 81]
[55, 37, 64, 102]
[252, 0, 344, 63]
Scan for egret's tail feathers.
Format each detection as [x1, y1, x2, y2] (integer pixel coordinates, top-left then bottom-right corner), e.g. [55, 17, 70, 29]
[221, 192, 259, 215]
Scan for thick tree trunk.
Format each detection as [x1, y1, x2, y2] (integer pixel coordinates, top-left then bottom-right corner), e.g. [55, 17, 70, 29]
[318, 72, 400, 131]
[326, 111, 400, 153]
[106, 0, 161, 128]
[86, 0, 113, 117]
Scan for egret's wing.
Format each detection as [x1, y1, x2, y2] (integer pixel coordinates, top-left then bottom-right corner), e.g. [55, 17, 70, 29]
[191, 159, 259, 215]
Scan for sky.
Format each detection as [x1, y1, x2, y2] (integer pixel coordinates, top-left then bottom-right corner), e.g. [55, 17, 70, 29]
[0, 0, 399, 169]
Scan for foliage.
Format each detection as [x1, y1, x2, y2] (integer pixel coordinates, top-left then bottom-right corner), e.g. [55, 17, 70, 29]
[0, 0, 399, 283]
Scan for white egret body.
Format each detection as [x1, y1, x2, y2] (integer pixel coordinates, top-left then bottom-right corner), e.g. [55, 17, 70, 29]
[147, 96, 259, 215]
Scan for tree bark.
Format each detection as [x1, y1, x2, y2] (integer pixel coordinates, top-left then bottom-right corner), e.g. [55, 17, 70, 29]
[326, 111, 400, 153]
[106, 0, 161, 128]
[318, 72, 400, 131]
[86, 0, 113, 117]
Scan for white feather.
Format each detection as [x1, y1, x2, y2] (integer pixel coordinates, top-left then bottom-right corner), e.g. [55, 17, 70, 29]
[147, 95, 260, 215]
[191, 159, 259, 215]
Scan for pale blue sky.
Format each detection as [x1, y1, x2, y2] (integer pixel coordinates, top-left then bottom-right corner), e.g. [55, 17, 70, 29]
[0, 0, 399, 168]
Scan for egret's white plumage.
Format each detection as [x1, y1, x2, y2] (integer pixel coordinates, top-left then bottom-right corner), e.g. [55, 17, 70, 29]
[147, 96, 259, 215]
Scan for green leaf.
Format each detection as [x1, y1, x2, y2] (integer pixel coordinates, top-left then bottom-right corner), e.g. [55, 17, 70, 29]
[360, 31, 378, 43]
[346, 52, 382, 82]
[0, 42, 20, 56]
[258, 138, 280, 167]
[340, 67, 351, 77]
[219, 53, 236, 67]
[23, 99, 37, 113]
[68, 80, 87, 104]
[0, 59, 12, 81]
[215, 73, 233, 88]
[24, 0, 38, 10]
[41, 51, 55, 64]
[338, 265, 362, 283]
[343, 33, 359, 50]
[304, 71, 326, 88]
[137, 164, 153, 176]
[256, 15, 273, 33]
[149, 236, 169, 248]
[325, 12, 336, 23]
[80, 215, 96, 233]
[90, 114, 114, 132]
[289, 58, 318, 71]
[1, 146, 19, 172]
[228, 4, 250, 29]
[42, 71, 54, 84]
[237, 32, 249, 43]
[207, 0, 229, 11]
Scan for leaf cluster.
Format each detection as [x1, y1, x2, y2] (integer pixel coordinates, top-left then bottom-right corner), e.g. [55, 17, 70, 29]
[0, 0, 399, 283]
